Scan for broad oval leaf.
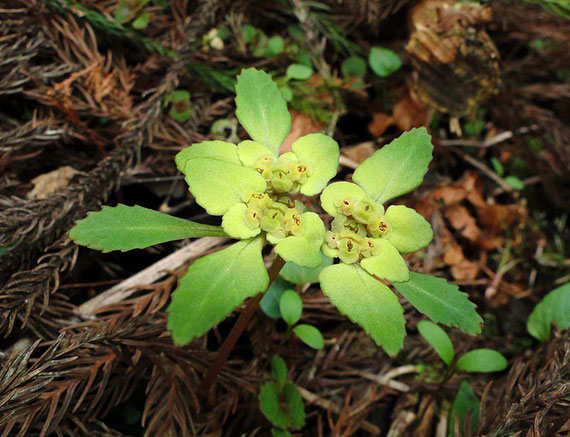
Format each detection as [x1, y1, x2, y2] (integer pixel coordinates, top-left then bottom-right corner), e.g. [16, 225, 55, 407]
[417, 320, 455, 366]
[527, 282, 570, 342]
[384, 205, 433, 253]
[259, 382, 305, 430]
[353, 127, 433, 204]
[260, 277, 291, 319]
[175, 140, 241, 170]
[319, 264, 405, 356]
[293, 324, 324, 350]
[292, 133, 340, 196]
[360, 238, 410, 282]
[279, 290, 303, 326]
[456, 349, 507, 373]
[341, 56, 367, 78]
[393, 272, 482, 335]
[448, 381, 480, 437]
[69, 204, 226, 252]
[167, 237, 268, 344]
[182, 158, 266, 216]
[320, 181, 366, 217]
[286, 63, 313, 80]
[271, 355, 288, 383]
[280, 253, 333, 284]
[222, 203, 261, 239]
[235, 68, 291, 156]
[368, 47, 402, 78]
[275, 212, 325, 268]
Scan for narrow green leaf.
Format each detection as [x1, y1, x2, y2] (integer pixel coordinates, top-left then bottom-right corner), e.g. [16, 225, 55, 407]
[69, 204, 226, 252]
[456, 349, 507, 373]
[260, 278, 292, 319]
[368, 47, 402, 77]
[280, 253, 333, 285]
[417, 320, 455, 366]
[490, 157, 504, 177]
[504, 175, 525, 190]
[272, 429, 292, 437]
[280, 290, 303, 326]
[259, 382, 305, 430]
[271, 355, 288, 383]
[319, 264, 405, 356]
[352, 127, 433, 204]
[448, 381, 480, 437]
[527, 282, 570, 341]
[235, 68, 291, 156]
[167, 237, 268, 344]
[293, 324, 324, 350]
[132, 11, 150, 29]
[393, 273, 482, 335]
[286, 64, 313, 80]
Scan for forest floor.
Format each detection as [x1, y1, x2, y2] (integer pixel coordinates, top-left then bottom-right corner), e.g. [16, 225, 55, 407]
[0, 0, 569, 436]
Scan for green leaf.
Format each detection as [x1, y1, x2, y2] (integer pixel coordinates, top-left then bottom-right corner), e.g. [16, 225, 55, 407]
[293, 324, 324, 350]
[320, 181, 366, 217]
[271, 355, 288, 383]
[275, 212, 325, 268]
[384, 205, 433, 253]
[114, 2, 136, 23]
[527, 282, 570, 341]
[286, 64, 313, 80]
[341, 56, 367, 78]
[490, 157, 504, 177]
[241, 24, 257, 44]
[352, 127, 434, 204]
[272, 429, 292, 437]
[504, 175, 524, 190]
[222, 203, 261, 239]
[417, 320, 454, 366]
[237, 140, 274, 168]
[259, 382, 305, 430]
[260, 278, 291, 319]
[167, 237, 268, 344]
[235, 68, 291, 156]
[280, 86, 293, 102]
[280, 253, 333, 284]
[264, 36, 285, 57]
[69, 204, 226, 252]
[280, 290, 303, 326]
[448, 381, 480, 437]
[132, 11, 150, 29]
[319, 264, 405, 356]
[179, 157, 266, 216]
[168, 90, 192, 122]
[393, 273, 482, 335]
[292, 133, 340, 196]
[456, 349, 508, 373]
[368, 47, 402, 77]
[360, 238, 410, 282]
[176, 140, 240, 167]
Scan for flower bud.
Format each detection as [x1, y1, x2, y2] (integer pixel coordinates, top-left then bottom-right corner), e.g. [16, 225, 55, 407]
[367, 213, 389, 238]
[271, 170, 293, 193]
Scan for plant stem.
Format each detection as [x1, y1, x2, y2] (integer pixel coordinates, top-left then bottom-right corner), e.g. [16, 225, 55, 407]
[202, 254, 286, 400]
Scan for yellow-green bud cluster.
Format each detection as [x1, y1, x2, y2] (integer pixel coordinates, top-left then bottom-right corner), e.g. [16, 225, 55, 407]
[244, 193, 305, 241]
[252, 154, 311, 194]
[324, 195, 389, 264]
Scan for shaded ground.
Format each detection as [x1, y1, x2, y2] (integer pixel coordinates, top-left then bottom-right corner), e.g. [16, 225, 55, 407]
[0, 0, 569, 435]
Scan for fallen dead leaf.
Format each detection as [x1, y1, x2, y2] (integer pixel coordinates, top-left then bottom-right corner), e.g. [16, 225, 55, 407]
[281, 110, 323, 154]
[368, 112, 393, 137]
[342, 141, 375, 164]
[27, 166, 81, 200]
[450, 259, 480, 280]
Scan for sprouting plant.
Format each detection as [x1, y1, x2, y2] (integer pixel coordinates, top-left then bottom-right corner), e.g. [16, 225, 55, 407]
[114, 0, 151, 29]
[259, 355, 305, 435]
[167, 90, 192, 122]
[526, 281, 570, 342]
[417, 320, 507, 373]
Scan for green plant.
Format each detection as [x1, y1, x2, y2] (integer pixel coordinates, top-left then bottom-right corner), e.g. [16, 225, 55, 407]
[167, 90, 192, 122]
[368, 47, 402, 78]
[259, 355, 305, 434]
[448, 381, 480, 437]
[114, 0, 151, 29]
[417, 320, 507, 373]
[70, 67, 482, 396]
[527, 282, 570, 341]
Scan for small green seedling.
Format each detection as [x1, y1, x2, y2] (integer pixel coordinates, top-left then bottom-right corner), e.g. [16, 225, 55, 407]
[280, 289, 324, 350]
[368, 46, 402, 78]
[448, 381, 480, 437]
[114, 0, 150, 29]
[527, 281, 570, 341]
[259, 355, 305, 434]
[418, 320, 507, 373]
[490, 156, 525, 191]
[168, 90, 192, 122]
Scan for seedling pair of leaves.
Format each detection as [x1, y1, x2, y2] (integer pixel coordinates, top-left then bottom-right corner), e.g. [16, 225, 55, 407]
[70, 67, 482, 360]
[114, 0, 151, 29]
[341, 46, 402, 79]
[259, 355, 305, 434]
[417, 320, 507, 373]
